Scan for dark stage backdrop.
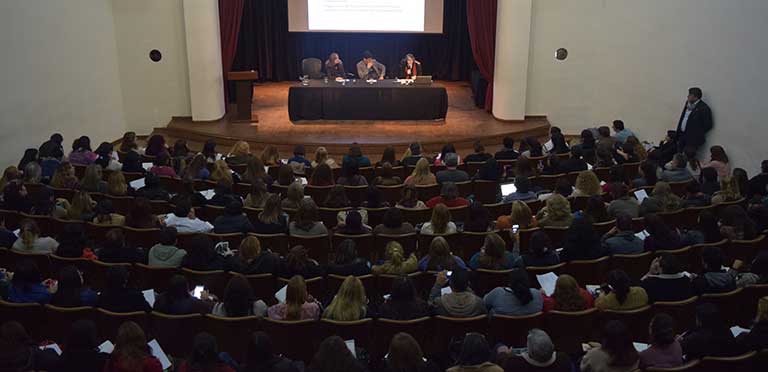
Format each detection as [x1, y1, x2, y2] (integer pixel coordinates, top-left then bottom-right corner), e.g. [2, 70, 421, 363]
[232, 0, 475, 83]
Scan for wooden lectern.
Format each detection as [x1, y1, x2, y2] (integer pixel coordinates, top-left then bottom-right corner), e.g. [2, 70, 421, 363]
[227, 70, 259, 123]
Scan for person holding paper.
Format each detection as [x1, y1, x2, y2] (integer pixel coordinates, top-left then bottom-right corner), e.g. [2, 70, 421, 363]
[103, 322, 163, 372]
[267, 275, 321, 320]
[483, 269, 543, 316]
[428, 269, 486, 317]
[638, 314, 684, 369]
[541, 274, 593, 312]
[55, 319, 110, 372]
[522, 232, 561, 267]
[735, 296, 768, 352]
[399, 53, 420, 79]
[356, 50, 385, 80]
[594, 270, 649, 311]
[607, 183, 640, 218]
[324, 52, 346, 79]
[601, 214, 645, 255]
[580, 321, 640, 372]
[640, 255, 695, 303]
[679, 303, 739, 360]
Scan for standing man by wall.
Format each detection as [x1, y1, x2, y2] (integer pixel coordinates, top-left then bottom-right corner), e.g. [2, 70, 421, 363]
[676, 87, 713, 153]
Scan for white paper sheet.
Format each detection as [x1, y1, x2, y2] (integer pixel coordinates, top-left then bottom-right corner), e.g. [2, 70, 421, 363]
[142, 162, 154, 171]
[142, 289, 155, 307]
[634, 189, 649, 203]
[635, 230, 650, 240]
[148, 339, 172, 370]
[40, 343, 62, 355]
[345, 339, 356, 357]
[129, 178, 145, 189]
[441, 287, 452, 295]
[536, 272, 559, 296]
[98, 340, 115, 354]
[731, 326, 751, 337]
[200, 189, 216, 200]
[633, 342, 650, 352]
[275, 285, 288, 303]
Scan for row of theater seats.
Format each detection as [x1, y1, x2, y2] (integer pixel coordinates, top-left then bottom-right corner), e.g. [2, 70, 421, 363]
[3, 292, 767, 368]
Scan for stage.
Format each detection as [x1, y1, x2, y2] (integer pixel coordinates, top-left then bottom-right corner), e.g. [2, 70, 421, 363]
[153, 81, 550, 159]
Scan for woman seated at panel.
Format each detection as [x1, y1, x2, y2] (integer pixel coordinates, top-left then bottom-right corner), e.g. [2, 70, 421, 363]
[325, 52, 346, 79]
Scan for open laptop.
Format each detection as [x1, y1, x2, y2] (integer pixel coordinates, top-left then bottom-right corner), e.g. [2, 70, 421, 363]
[413, 75, 432, 85]
[500, 182, 518, 197]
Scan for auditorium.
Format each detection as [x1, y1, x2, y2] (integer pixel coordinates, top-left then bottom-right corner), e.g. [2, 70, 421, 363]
[2, 0, 768, 371]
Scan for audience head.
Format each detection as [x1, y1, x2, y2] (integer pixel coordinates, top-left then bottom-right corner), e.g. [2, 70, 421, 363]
[507, 268, 534, 305]
[277, 164, 295, 186]
[756, 296, 768, 323]
[607, 270, 632, 304]
[612, 120, 626, 132]
[296, 198, 320, 228]
[448, 267, 470, 292]
[247, 332, 276, 366]
[239, 236, 263, 262]
[387, 332, 425, 372]
[545, 194, 572, 220]
[478, 233, 506, 269]
[380, 146, 396, 164]
[105, 265, 130, 290]
[324, 184, 349, 208]
[649, 313, 676, 348]
[72, 135, 92, 152]
[382, 207, 404, 229]
[260, 145, 280, 165]
[223, 275, 253, 317]
[701, 167, 718, 184]
[510, 200, 533, 227]
[457, 333, 491, 367]
[696, 302, 726, 330]
[530, 231, 553, 257]
[700, 246, 725, 272]
[429, 203, 451, 234]
[389, 275, 417, 303]
[409, 142, 422, 156]
[688, 87, 703, 102]
[67, 319, 99, 352]
[311, 335, 359, 372]
[341, 158, 360, 179]
[285, 275, 309, 320]
[113, 321, 150, 371]
[659, 254, 682, 275]
[598, 126, 611, 138]
[615, 214, 633, 232]
[709, 145, 729, 163]
[601, 320, 639, 367]
[166, 274, 191, 301]
[444, 152, 459, 168]
[575, 171, 601, 195]
[348, 144, 363, 159]
[224, 199, 244, 216]
[553, 274, 587, 311]
[384, 241, 407, 266]
[502, 136, 515, 149]
[11, 259, 42, 286]
[514, 176, 532, 194]
[325, 275, 367, 320]
[526, 329, 556, 365]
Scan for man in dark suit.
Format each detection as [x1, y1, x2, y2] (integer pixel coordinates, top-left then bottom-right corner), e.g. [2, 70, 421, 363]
[676, 87, 713, 152]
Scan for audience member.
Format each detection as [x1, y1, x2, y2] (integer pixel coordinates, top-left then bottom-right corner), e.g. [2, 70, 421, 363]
[5, 259, 52, 304]
[69, 136, 98, 165]
[701, 145, 731, 180]
[496, 329, 572, 372]
[282, 181, 305, 209]
[405, 157, 436, 186]
[536, 194, 573, 227]
[267, 275, 322, 320]
[436, 153, 469, 183]
[595, 270, 649, 310]
[484, 269, 543, 316]
[494, 136, 519, 160]
[419, 236, 466, 271]
[643, 213, 683, 252]
[153, 275, 212, 315]
[244, 179, 271, 209]
[420, 203, 457, 235]
[639, 313, 683, 369]
[325, 239, 371, 276]
[103, 321, 162, 372]
[640, 255, 695, 303]
[470, 232, 522, 270]
[573, 171, 601, 197]
[124, 197, 160, 228]
[502, 176, 537, 202]
[692, 246, 737, 294]
[50, 265, 97, 307]
[639, 182, 682, 216]
[607, 183, 640, 218]
[383, 332, 440, 372]
[181, 235, 228, 271]
[601, 214, 644, 254]
[242, 332, 303, 372]
[279, 245, 324, 279]
[164, 202, 213, 233]
[97, 228, 144, 264]
[148, 227, 186, 267]
[522, 231, 561, 267]
[680, 303, 738, 359]
[542, 274, 593, 312]
[582, 195, 612, 223]
[681, 181, 710, 208]
[580, 320, 639, 372]
[448, 333, 502, 372]
[253, 194, 289, 234]
[97, 266, 151, 312]
[374, 207, 415, 235]
[213, 200, 255, 234]
[372, 241, 418, 275]
[719, 205, 757, 240]
[465, 141, 493, 163]
[53, 319, 108, 372]
[633, 161, 660, 188]
[379, 276, 429, 320]
[92, 199, 125, 225]
[308, 335, 368, 372]
[323, 275, 368, 321]
[212, 275, 267, 317]
[309, 163, 334, 186]
[337, 158, 368, 186]
[289, 199, 328, 236]
[177, 332, 235, 372]
[711, 176, 742, 204]
[0, 321, 58, 371]
[496, 200, 537, 230]
[135, 173, 171, 201]
[12, 219, 59, 254]
[429, 269, 486, 317]
[736, 296, 768, 352]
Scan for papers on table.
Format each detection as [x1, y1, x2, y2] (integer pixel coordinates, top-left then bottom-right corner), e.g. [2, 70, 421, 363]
[633, 342, 650, 352]
[275, 285, 288, 303]
[345, 339, 356, 357]
[543, 140, 554, 152]
[99, 340, 115, 354]
[634, 189, 649, 203]
[98, 339, 172, 370]
[148, 339, 172, 370]
[731, 326, 751, 337]
[635, 230, 650, 240]
[39, 343, 62, 355]
[536, 272, 559, 296]
[200, 189, 216, 200]
[129, 177, 145, 189]
[441, 287, 452, 295]
[142, 289, 155, 307]
[142, 162, 154, 171]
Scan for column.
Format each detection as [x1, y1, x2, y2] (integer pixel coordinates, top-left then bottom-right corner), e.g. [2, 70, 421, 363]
[492, 0, 533, 121]
[183, 0, 225, 121]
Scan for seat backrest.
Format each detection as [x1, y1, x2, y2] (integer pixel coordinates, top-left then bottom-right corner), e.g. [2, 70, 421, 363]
[304, 185, 334, 205]
[122, 226, 162, 250]
[332, 233, 375, 262]
[133, 263, 178, 292]
[327, 274, 376, 301]
[343, 185, 368, 207]
[700, 351, 757, 372]
[415, 184, 440, 202]
[150, 311, 205, 358]
[544, 308, 600, 354]
[363, 207, 388, 229]
[249, 233, 289, 257]
[489, 312, 544, 348]
[646, 360, 702, 372]
[6, 250, 52, 278]
[652, 296, 699, 334]
[592, 218, 617, 236]
[433, 315, 488, 353]
[600, 305, 653, 343]
[742, 284, 768, 327]
[95, 308, 149, 343]
[561, 256, 611, 285]
[179, 268, 229, 299]
[373, 317, 432, 359]
[611, 252, 654, 281]
[44, 305, 95, 343]
[400, 207, 432, 226]
[318, 207, 348, 229]
[319, 318, 374, 354]
[459, 231, 497, 262]
[204, 314, 261, 362]
[448, 205, 469, 225]
[301, 57, 323, 79]
[288, 234, 331, 264]
[472, 180, 500, 204]
[0, 299, 44, 340]
[86, 261, 133, 291]
[542, 226, 570, 249]
[701, 287, 745, 326]
[727, 235, 766, 266]
[262, 318, 319, 363]
[526, 263, 567, 288]
[472, 269, 513, 297]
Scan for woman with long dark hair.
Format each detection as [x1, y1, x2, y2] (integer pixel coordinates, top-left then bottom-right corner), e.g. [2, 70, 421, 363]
[379, 275, 429, 320]
[104, 321, 162, 372]
[595, 270, 649, 310]
[384, 332, 439, 372]
[448, 333, 502, 372]
[483, 268, 542, 316]
[177, 333, 235, 372]
[581, 320, 639, 371]
[50, 265, 97, 307]
[153, 275, 212, 315]
[639, 314, 683, 369]
[308, 336, 367, 372]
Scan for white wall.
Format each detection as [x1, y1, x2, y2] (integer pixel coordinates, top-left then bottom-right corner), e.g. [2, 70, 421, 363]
[0, 0, 126, 162]
[112, 0, 191, 133]
[183, 0, 225, 121]
[525, 0, 768, 174]
[492, 0, 532, 121]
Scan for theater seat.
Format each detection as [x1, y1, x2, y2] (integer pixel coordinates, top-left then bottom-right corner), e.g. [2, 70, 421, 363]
[262, 318, 319, 363]
[373, 317, 432, 359]
[489, 312, 544, 348]
[544, 308, 599, 354]
[433, 315, 488, 353]
[150, 312, 204, 359]
[204, 314, 261, 361]
[44, 304, 95, 343]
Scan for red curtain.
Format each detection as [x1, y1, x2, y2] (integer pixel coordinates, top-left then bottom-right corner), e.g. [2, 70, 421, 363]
[466, 0, 497, 112]
[219, 0, 245, 107]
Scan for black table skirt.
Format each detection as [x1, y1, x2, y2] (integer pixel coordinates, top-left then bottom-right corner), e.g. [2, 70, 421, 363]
[288, 79, 448, 121]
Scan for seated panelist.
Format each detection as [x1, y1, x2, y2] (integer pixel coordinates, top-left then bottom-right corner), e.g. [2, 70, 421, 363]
[325, 52, 346, 79]
[356, 50, 386, 80]
[400, 53, 421, 79]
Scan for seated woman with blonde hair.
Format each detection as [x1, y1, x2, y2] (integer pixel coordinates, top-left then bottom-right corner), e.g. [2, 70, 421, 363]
[496, 201, 537, 230]
[311, 146, 337, 169]
[210, 159, 236, 185]
[711, 176, 742, 205]
[536, 194, 573, 228]
[323, 275, 368, 321]
[639, 181, 683, 216]
[404, 158, 436, 186]
[572, 170, 601, 197]
[372, 241, 418, 275]
[225, 141, 252, 166]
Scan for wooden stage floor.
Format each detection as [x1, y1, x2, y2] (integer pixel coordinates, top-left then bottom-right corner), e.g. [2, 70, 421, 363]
[155, 81, 549, 158]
